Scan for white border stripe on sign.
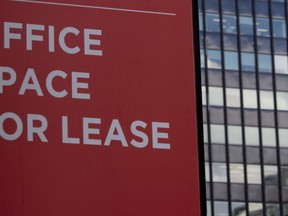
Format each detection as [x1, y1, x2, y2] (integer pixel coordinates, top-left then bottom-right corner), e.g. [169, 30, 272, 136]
[10, 0, 177, 16]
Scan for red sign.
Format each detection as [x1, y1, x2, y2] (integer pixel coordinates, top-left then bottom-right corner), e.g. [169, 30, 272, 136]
[0, 0, 201, 215]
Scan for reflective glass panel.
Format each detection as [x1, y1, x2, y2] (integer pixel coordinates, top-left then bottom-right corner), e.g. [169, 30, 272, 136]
[266, 204, 280, 216]
[238, 0, 252, 15]
[199, 13, 203, 31]
[249, 203, 263, 215]
[240, 16, 253, 35]
[207, 201, 212, 216]
[274, 55, 288, 74]
[260, 91, 274, 110]
[205, 162, 210, 182]
[232, 202, 246, 216]
[282, 166, 288, 186]
[262, 128, 276, 147]
[258, 54, 272, 73]
[226, 88, 240, 107]
[245, 126, 259, 146]
[228, 125, 242, 145]
[206, 13, 220, 32]
[230, 163, 244, 183]
[202, 86, 207, 105]
[247, 165, 262, 184]
[264, 165, 278, 185]
[224, 51, 239, 70]
[273, 19, 286, 38]
[279, 128, 288, 147]
[203, 124, 208, 143]
[207, 50, 222, 69]
[277, 92, 288, 110]
[209, 87, 224, 106]
[223, 15, 237, 34]
[243, 89, 257, 109]
[256, 18, 270, 37]
[214, 201, 229, 216]
[212, 163, 227, 182]
[241, 52, 255, 72]
[211, 124, 225, 144]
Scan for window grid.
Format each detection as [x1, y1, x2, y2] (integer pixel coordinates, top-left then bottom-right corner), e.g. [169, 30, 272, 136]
[199, 0, 288, 215]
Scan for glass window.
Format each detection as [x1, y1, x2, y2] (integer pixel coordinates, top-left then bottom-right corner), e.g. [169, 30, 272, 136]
[205, 0, 219, 13]
[228, 125, 242, 145]
[256, 18, 270, 37]
[282, 166, 288, 186]
[263, 147, 277, 164]
[241, 52, 255, 72]
[229, 145, 243, 163]
[258, 54, 272, 73]
[243, 89, 257, 109]
[224, 34, 238, 51]
[207, 50, 222, 69]
[202, 86, 206, 105]
[244, 109, 258, 126]
[276, 74, 288, 91]
[264, 165, 278, 185]
[222, 15, 237, 34]
[278, 111, 288, 128]
[257, 37, 271, 54]
[203, 124, 208, 143]
[266, 204, 280, 216]
[259, 73, 273, 91]
[224, 51, 239, 70]
[284, 204, 288, 216]
[206, 13, 220, 32]
[210, 107, 225, 124]
[249, 203, 263, 215]
[272, 2, 285, 19]
[260, 90, 274, 110]
[206, 32, 221, 49]
[247, 165, 262, 184]
[212, 163, 227, 182]
[273, 19, 286, 38]
[205, 162, 210, 182]
[211, 124, 225, 144]
[261, 110, 275, 127]
[200, 49, 205, 68]
[279, 128, 288, 148]
[214, 201, 229, 216]
[209, 87, 223, 106]
[240, 16, 253, 35]
[238, 0, 252, 16]
[245, 126, 259, 146]
[247, 146, 260, 164]
[232, 202, 246, 216]
[227, 108, 241, 125]
[226, 88, 240, 107]
[207, 201, 212, 216]
[255, 0, 269, 17]
[274, 38, 287, 55]
[262, 128, 276, 147]
[212, 144, 226, 162]
[231, 184, 245, 201]
[230, 163, 244, 183]
[241, 35, 254, 52]
[277, 92, 288, 110]
[222, 0, 236, 14]
[199, 13, 203, 31]
[274, 55, 288, 74]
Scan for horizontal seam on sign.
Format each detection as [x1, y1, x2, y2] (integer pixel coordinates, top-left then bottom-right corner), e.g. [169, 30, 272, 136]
[10, 0, 177, 16]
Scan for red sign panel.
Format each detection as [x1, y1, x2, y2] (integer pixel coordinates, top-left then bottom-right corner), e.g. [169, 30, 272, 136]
[0, 0, 201, 215]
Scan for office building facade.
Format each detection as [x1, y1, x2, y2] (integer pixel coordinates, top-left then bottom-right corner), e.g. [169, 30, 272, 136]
[198, 0, 288, 215]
